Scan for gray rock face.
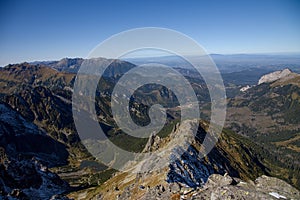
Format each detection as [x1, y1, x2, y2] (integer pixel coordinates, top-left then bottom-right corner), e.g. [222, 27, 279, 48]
[167, 145, 226, 188]
[190, 174, 300, 200]
[0, 103, 44, 137]
[0, 154, 70, 200]
[115, 173, 300, 200]
[258, 68, 292, 85]
[0, 103, 71, 199]
[143, 132, 161, 152]
[0, 103, 69, 166]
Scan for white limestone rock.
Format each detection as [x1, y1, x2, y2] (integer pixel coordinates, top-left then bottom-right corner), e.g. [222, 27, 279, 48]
[258, 69, 292, 85]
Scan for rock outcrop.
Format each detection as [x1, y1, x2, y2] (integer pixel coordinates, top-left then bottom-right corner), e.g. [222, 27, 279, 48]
[136, 173, 300, 200]
[240, 85, 251, 92]
[189, 174, 300, 200]
[258, 68, 292, 85]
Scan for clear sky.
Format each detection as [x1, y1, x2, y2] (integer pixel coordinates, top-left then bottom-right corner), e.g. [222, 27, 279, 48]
[0, 0, 299, 66]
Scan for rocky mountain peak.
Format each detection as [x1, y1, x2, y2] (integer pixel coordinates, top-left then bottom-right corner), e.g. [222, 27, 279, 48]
[258, 68, 292, 85]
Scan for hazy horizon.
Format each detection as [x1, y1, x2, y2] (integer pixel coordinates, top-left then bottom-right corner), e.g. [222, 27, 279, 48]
[1, 52, 300, 66]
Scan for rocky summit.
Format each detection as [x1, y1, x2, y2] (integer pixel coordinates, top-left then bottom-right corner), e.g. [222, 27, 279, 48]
[258, 68, 293, 85]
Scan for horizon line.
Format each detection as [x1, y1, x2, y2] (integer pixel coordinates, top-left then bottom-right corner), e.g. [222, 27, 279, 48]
[1, 51, 300, 67]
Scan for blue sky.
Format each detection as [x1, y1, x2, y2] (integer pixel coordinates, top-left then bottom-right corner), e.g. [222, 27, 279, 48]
[0, 0, 299, 66]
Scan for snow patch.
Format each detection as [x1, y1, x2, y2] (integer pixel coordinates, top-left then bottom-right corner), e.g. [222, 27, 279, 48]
[269, 192, 287, 199]
[240, 85, 251, 92]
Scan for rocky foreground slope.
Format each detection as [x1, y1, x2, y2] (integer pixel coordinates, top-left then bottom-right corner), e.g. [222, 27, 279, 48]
[111, 174, 300, 200]
[68, 120, 300, 200]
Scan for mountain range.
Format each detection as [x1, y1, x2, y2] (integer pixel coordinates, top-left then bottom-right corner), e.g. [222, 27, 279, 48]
[0, 57, 299, 199]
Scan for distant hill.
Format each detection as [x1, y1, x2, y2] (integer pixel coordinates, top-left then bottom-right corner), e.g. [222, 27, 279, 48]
[126, 53, 300, 73]
[30, 57, 136, 76]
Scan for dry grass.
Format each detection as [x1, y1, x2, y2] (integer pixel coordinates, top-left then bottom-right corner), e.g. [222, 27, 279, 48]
[271, 74, 300, 87]
[274, 134, 300, 152]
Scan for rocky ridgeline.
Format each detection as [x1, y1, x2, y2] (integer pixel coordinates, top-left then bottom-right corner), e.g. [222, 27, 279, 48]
[258, 68, 292, 85]
[240, 68, 298, 92]
[87, 120, 300, 200]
